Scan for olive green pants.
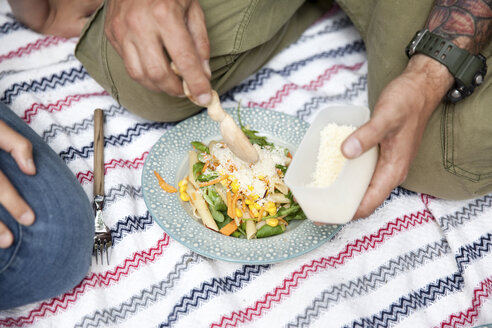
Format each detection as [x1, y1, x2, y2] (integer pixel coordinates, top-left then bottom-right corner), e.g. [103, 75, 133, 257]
[75, 0, 492, 200]
[337, 0, 492, 200]
[75, 0, 326, 122]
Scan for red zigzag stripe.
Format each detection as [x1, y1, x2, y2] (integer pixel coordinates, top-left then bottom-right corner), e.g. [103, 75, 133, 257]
[439, 276, 492, 328]
[22, 91, 109, 123]
[0, 35, 71, 63]
[0, 234, 170, 327]
[76, 151, 149, 184]
[212, 209, 435, 328]
[247, 62, 364, 109]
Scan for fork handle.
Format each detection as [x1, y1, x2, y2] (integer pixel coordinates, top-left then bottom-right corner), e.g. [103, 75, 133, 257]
[93, 109, 104, 196]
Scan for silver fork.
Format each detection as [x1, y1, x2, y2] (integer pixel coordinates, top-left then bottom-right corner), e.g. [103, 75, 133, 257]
[93, 109, 112, 265]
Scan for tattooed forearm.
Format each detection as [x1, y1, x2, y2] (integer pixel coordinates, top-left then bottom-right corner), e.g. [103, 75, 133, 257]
[426, 0, 492, 53]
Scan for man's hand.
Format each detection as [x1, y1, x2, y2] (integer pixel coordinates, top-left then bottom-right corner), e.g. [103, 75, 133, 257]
[0, 121, 36, 248]
[341, 54, 454, 219]
[7, 0, 102, 38]
[104, 0, 212, 105]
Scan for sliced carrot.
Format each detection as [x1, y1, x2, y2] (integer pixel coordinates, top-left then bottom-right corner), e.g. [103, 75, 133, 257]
[258, 208, 265, 220]
[219, 220, 238, 236]
[201, 160, 210, 173]
[198, 174, 229, 187]
[231, 192, 240, 219]
[247, 206, 256, 219]
[278, 217, 289, 226]
[154, 171, 177, 193]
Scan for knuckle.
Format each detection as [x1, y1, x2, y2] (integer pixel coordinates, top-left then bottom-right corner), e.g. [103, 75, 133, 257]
[196, 37, 210, 55]
[125, 12, 143, 32]
[145, 66, 167, 82]
[13, 138, 32, 154]
[164, 83, 183, 97]
[177, 52, 197, 69]
[153, 3, 170, 20]
[126, 65, 143, 81]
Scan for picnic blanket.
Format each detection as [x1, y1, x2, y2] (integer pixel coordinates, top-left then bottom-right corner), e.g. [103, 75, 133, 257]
[1, 1, 492, 327]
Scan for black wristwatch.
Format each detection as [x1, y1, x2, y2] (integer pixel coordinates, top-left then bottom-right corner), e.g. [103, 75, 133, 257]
[405, 29, 487, 103]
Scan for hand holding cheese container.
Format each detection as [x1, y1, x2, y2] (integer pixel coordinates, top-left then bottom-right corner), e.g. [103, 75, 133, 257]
[284, 106, 378, 224]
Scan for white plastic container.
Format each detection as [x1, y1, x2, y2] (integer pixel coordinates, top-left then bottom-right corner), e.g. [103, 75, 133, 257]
[284, 105, 378, 224]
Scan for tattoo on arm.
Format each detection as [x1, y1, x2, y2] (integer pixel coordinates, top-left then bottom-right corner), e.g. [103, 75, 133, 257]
[426, 0, 492, 53]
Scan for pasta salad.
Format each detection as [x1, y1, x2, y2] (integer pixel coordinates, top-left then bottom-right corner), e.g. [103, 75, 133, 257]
[177, 127, 306, 239]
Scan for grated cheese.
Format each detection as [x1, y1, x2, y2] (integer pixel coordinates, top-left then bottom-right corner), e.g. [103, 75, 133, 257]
[309, 123, 355, 187]
[210, 142, 289, 203]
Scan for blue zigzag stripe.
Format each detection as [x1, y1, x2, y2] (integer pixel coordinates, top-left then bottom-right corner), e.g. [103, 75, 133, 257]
[0, 20, 23, 34]
[296, 74, 367, 120]
[290, 15, 353, 46]
[456, 233, 492, 272]
[0, 69, 21, 80]
[386, 187, 417, 202]
[1, 66, 88, 104]
[221, 40, 366, 100]
[75, 252, 201, 328]
[0, 57, 74, 82]
[439, 195, 492, 232]
[348, 233, 492, 328]
[159, 264, 270, 327]
[111, 211, 154, 245]
[43, 104, 127, 143]
[288, 239, 450, 328]
[105, 184, 142, 204]
[58, 121, 172, 162]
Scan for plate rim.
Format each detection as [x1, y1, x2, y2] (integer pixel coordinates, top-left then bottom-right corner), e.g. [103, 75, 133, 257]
[141, 107, 343, 264]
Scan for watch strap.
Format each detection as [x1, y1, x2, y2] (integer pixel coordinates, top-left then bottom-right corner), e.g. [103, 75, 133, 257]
[405, 29, 487, 102]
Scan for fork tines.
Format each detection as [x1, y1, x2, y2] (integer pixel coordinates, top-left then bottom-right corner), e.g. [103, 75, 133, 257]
[93, 234, 112, 265]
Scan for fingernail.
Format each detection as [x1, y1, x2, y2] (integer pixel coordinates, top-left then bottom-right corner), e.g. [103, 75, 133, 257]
[25, 158, 35, 173]
[203, 60, 211, 77]
[343, 137, 362, 158]
[20, 211, 35, 226]
[0, 230, 13, 248]
[197, 93, 212, 106]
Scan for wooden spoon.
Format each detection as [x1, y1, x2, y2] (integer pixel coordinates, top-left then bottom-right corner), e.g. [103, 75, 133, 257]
[171, 63, 259, 163]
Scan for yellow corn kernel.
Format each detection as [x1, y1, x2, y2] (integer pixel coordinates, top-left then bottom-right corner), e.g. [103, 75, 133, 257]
[267, 208, 277, 216]
[245, 199, 253, 205]
[249, 205, 259, 218]
[253, 202, 261, 210]
[180, 192, 190, 202]
[251, 194, 260, 200]
[235, 208, 243, 218]
[178, 179, 187, 187]
[220, 179, 228, 187]
[257, 175, 265, 180]
[266, 218, 279, 227]
[265, 201, 275, 209]
[248, 185, 254, 191]
[231, 182, 239, 193]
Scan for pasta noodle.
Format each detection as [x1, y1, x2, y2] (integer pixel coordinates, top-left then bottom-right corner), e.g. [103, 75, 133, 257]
[178, 129, 306, 239]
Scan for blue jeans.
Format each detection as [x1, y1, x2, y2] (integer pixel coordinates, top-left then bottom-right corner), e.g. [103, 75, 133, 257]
[0, 103, 94, 310]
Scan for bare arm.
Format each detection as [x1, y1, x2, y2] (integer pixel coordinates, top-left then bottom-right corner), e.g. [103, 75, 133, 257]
[7, 0, 49, 32]
[7, 0, 102, 38]
[427, 0, 492, 53]
[342, 0, 492, 219]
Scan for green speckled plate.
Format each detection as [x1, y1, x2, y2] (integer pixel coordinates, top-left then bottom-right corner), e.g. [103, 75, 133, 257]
[142, 107, 342, 264]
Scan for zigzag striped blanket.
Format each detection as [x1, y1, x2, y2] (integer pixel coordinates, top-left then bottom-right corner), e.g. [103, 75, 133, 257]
[1, 1, 492, 327]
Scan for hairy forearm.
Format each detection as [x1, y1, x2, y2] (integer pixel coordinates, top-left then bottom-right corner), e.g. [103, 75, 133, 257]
[7, 0, 49, 31]
[426, 0, 492, 53]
